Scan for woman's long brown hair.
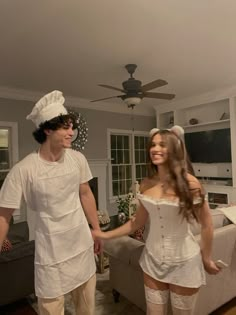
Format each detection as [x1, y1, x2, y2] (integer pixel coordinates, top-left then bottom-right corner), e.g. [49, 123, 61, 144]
[146, 130, 204, 222]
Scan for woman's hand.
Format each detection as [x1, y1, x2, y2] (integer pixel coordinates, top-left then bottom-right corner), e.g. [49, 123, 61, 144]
[203, 259, 221, 275]
[92, 229, 109, 240]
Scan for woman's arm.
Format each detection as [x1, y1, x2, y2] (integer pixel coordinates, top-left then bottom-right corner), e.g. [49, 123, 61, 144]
[188, 175, 220, 274]
[197, 201, 220, 274]
[93, 202, 148, 240]
[198, 201, 213, 260]
[79, 182, 102, 254]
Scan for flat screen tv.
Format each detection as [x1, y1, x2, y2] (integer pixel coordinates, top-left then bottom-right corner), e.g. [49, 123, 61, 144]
[184, 128, 231, 163]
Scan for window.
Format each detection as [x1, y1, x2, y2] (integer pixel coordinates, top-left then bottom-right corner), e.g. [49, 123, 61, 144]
[0, 122, 19, 188]
[134, 135, 149, 184]
[108, 129, 149, 198]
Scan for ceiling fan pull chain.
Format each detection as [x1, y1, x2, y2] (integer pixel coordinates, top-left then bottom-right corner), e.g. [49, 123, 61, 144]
[130, 106, 135, 132]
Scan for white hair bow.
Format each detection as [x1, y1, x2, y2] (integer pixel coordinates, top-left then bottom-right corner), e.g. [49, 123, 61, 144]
[149, 125, 184, 138]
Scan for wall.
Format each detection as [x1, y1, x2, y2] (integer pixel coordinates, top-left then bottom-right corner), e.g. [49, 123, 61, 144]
[70, 106, 155, 159]
[0, 98, 155, 160]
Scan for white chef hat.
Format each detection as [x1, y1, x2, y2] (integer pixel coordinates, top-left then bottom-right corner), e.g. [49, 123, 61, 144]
[26, 90, 68, 128]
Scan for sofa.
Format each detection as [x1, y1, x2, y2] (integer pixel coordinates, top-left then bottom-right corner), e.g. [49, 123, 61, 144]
[0, 221, 35, 306]
[104, 209, 236, 315]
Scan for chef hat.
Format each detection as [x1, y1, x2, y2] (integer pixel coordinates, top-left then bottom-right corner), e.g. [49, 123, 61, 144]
[26, 90, 68, 128]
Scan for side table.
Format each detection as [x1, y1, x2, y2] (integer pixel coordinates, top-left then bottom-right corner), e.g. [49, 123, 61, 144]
[96, 251, 110, 273]
[96, 215, 119, 273]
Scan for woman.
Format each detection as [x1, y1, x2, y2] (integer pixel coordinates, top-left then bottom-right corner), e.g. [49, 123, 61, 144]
[93, 125, 220, 315]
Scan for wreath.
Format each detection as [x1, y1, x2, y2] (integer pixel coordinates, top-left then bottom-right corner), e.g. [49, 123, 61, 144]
[68, 108, 88, 151]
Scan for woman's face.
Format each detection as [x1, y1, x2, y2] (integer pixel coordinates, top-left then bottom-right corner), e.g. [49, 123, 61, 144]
[150, 133, 168, 165]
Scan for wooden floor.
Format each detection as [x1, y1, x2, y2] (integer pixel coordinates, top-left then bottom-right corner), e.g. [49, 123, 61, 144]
[1, 296, 236, 315]
[210, 298, 236, 315]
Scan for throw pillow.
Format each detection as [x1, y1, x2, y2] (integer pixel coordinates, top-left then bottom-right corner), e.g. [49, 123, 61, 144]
[1, 238, 12, 252]
[129, 215, 145, 241]
[131, 226, 145, 242]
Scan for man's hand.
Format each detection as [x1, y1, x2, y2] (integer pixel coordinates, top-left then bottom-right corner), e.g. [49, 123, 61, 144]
[91, 228, 104, 254]
[94, 238, 103, 255]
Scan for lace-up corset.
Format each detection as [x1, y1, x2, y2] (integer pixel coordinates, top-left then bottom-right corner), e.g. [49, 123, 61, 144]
[138, 194, 200, 263]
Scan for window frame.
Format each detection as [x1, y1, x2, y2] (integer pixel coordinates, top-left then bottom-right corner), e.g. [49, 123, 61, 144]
[107, 128, 149, 202]
[0, 121, 19, 168]
[0, 121, 19, 219]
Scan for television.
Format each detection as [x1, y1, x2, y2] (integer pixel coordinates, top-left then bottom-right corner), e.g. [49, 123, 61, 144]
[184, 128, 231, 163]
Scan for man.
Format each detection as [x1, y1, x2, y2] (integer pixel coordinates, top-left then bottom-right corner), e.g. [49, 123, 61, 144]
[0, 90, 102, 315]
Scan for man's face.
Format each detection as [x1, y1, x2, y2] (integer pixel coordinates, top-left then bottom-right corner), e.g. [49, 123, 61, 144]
[47, 122, 74, 148]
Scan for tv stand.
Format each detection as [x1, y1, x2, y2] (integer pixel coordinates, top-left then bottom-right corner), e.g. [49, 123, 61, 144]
[192, 163, 232, 179]
[198, 178, 232, 186]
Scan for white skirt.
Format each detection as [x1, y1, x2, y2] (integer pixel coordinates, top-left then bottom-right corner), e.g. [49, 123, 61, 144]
[140, 248, 206, 288]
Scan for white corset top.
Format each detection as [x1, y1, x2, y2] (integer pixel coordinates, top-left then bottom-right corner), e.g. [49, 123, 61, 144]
[138, 194, 200, 263]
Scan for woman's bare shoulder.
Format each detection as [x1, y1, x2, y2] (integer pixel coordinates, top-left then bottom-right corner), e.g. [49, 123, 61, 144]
[140, 177, 157, 193]
[186, 173, 201, 190]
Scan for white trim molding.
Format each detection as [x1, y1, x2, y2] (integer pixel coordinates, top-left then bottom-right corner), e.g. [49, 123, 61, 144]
[0, 121, 20, 220]
[0, 121, 19, 165]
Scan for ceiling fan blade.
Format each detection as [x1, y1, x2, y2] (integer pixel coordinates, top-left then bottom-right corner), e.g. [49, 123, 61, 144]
[98, 84, 125, 93]
[90, 95, 124, 102]
[141, 79, 168, 92]
[144, 92, 175, 100]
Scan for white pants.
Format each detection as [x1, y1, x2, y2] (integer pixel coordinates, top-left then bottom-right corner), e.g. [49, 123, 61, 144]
[38, 273, 96, 315]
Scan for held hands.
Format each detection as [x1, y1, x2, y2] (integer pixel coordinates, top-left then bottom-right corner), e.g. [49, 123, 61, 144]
[203, 259, 221, 275]
[91, 229, 104, 254]
[94, 238, 103, 255]
[92, 229, 109, 240]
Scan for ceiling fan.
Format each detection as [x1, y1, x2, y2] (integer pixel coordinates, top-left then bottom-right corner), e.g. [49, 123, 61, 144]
[91, 64, 175, 108]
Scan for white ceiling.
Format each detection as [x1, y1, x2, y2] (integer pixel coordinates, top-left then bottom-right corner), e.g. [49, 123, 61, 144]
[1, 0, 236, 116]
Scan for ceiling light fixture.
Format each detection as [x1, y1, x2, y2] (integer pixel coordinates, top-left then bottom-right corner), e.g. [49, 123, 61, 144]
[123, 96, 141, 108]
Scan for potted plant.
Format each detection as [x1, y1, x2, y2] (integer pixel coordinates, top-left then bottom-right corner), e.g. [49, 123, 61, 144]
[116, 193, 135, 224]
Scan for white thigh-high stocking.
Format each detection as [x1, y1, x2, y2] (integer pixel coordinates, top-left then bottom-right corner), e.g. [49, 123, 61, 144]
[144, 285, 169, 315]
[170, 291, 198, 315]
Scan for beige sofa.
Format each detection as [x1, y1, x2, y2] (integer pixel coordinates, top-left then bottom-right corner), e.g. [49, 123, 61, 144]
[104, 210, 236, 315]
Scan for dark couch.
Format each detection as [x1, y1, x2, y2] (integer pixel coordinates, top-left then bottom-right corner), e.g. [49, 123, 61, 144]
[0, 221, 35, 306]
